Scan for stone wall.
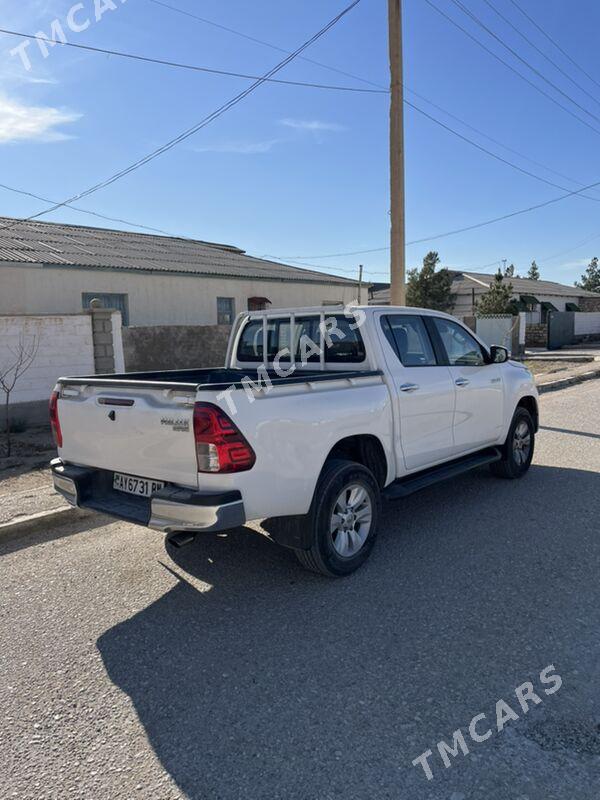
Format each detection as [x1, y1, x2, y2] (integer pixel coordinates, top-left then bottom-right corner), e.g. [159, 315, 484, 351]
[122, 324, 232, 372]
[525, 323, 548, 348]
[579, 296, 600, 312]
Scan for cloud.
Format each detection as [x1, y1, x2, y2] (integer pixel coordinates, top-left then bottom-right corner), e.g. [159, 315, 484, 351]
[279, 119, 345, 132]
[0, 95, 80, 143]
[193, 139, 282, 155]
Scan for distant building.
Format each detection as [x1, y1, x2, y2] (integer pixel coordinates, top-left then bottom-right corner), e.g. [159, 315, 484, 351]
[0, 216, 359, 326]
[369, 271, 597, 322]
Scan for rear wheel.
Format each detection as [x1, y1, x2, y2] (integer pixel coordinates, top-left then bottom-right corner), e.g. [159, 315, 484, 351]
[295, 459, 380, 577]
[490, 407, 535, 479]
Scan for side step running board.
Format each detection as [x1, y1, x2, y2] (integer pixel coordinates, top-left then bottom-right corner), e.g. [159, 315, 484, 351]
[383, 447, 502, 500]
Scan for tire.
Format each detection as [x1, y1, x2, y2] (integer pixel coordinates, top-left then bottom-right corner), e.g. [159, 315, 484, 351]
[295, 459, 381, 578]
[490, 407, 535, 479]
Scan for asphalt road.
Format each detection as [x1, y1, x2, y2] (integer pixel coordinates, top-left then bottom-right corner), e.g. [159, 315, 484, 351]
[2, 382, 600, 800]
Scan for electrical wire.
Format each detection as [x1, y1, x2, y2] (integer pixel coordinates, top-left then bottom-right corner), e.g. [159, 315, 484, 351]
[447, 0, 600, 125]
[423, 0, 600, 139]
[0, 181, 181, 236]
[146, 0, 387, 90]
[270, 176, 600, 260]
[405, 86, 600, 193]
[404, 98, 600, 201]
[479, 0, 600, 110]
[507, 0, 600, 94]
[0, 0, 364, 234]
[0, 27, 386, 94]
[148, 0, 599, 194]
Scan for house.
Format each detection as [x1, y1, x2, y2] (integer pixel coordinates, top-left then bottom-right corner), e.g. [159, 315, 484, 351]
[369, 271, 598, 322]
[447, 271, 598, 322]
[0, 216, 359, 325]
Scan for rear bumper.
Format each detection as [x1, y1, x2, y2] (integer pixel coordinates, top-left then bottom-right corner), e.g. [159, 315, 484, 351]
[50, 459, 246, 534]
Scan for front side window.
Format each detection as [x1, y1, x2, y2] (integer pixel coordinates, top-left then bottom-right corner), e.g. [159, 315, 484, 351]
[433, 318, 486, 366]
[217, 297, 235, 325]
[382, 315, 437, 366]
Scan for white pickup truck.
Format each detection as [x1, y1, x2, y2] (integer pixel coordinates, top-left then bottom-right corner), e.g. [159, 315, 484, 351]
[51, 305, 538, 577]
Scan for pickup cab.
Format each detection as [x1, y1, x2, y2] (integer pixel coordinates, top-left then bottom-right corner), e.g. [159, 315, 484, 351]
[51, 305, 538, 577]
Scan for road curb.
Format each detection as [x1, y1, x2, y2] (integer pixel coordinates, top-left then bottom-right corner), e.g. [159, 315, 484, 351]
[0, 505, 97, 540]
[537, 369, 600, 395]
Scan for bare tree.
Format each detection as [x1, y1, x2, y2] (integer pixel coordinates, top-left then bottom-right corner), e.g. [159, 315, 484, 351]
[0, 334, 39, 457]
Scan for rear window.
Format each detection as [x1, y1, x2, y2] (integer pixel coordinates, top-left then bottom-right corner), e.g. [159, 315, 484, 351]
[237, 315, 366, 364]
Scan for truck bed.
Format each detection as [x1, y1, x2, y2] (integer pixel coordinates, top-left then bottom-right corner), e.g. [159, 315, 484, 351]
[58, 367, 383, 391]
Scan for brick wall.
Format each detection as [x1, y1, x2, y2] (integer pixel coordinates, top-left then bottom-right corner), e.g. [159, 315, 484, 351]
[122, 324, 232, 372]
[579, 296, 600, 312]
[525, 323, 548, 347]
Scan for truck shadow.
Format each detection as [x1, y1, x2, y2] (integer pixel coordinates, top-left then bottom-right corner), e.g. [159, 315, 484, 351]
[97, 464, 600, 799]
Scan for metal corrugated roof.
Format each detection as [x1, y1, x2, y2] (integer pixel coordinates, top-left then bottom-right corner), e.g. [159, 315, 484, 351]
[368, 270, 598, 305]
[450, 271, 598, 298]
[0, 216, 355, 286]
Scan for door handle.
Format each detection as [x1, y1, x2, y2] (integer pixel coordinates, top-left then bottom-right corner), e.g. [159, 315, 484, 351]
[455, 377, 470, 387]
[400, 382, 419, 393]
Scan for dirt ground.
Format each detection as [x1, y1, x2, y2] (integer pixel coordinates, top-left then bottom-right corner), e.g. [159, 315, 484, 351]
[524, 359, 594, 378]
[0, 425, 56, 491]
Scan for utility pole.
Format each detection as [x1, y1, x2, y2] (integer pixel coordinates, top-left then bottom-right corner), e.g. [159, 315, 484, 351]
[389, 0, 406, 306]
[357, 264, 364, 304]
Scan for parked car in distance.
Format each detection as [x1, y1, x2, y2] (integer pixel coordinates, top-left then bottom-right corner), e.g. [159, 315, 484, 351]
[51, 305, 538, 577]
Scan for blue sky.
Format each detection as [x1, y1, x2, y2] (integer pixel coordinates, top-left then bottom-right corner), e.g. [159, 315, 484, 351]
[1, 0, 600, 286]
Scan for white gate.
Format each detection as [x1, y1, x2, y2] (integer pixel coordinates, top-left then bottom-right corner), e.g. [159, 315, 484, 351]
[476, 315, 516, 353]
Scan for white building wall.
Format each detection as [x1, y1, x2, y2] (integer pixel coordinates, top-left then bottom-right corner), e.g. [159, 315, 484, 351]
[0, 264, 358, 326]
[0, 314, 95, 404]
[574, 311, 600, 336]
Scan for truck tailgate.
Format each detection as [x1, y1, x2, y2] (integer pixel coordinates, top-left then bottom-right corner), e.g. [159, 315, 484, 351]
[56, 383, 199, 488]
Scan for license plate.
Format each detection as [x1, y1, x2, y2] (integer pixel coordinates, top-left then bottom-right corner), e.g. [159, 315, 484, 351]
[113, 472, 165, 498]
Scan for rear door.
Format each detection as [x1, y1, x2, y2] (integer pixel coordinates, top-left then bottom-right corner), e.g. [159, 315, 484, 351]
[428, 317, 504, 452]
[378, 313, 456, 471]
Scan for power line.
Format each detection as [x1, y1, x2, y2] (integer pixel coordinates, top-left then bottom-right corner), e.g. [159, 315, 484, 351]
[271, 176, 600, 260]
[447, 0, 600, 126]
[538, 233, 600, 265]
[423, 0, 600, 139]
[404, 97, 600, 201]
[0, 0, 363, 234]
[146, 0, 387, 90]
[0, 27, 386, 94]
[0, 181, 181, 236]
[405, 86, 600, 193]
[479, 0, 600, 110]
[507, 0, 600, 94]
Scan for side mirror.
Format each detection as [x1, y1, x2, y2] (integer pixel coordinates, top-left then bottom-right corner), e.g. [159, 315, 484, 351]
[490, 345, 509, 364]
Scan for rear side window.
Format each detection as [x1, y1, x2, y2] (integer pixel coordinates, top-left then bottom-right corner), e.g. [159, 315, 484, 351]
[382, 315, 437, 366]
[237, 315, 366, 364]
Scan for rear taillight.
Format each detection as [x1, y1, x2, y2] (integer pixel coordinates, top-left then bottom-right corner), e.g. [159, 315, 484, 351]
[193, 403, 256, 473]
[49, 390, 63, 448]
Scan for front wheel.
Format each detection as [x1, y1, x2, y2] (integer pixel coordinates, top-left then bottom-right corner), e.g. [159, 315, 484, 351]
[490, 407, 535, 479]
[295, 459, 381, 578]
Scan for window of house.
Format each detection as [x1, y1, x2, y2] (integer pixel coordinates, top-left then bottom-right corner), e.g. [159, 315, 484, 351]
[382, 315, 437, 366]
[433, 318, 486, 366]
[217, 297, 235, 325]
[82, 292, 129, 326]
[247, 297, 271, 312]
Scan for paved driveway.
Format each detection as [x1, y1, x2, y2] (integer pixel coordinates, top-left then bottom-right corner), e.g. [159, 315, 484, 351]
[2, 382, 599, 799]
